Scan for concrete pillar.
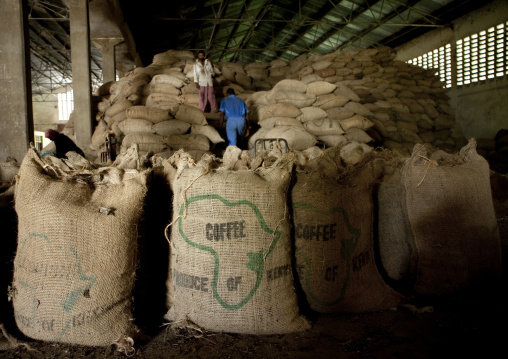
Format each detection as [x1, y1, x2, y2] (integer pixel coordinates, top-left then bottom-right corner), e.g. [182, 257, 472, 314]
[0, 0, 33, 162]
[94, 38, 122, 83]
[69, 0, 93, 149]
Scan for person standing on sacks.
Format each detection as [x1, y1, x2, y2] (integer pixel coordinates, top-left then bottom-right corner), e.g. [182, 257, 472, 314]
[194, 50, 218, 113]
[219, 88, 250, 147]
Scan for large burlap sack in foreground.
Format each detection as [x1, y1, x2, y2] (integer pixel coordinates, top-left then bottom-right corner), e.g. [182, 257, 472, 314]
[164, 152, 310, 334]
[12, 149, 148, 346]
[402, 140, 502, 295]
[292, 159, 405, 313]
[374, 154, 418, 290]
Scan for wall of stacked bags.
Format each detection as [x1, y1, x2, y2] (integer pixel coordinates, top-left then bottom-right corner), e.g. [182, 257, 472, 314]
[2, 137, 502, 347]
[87, 47, 467, 164]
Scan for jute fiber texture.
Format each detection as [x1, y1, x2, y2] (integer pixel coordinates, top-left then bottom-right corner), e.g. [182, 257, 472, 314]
[375, 157, 417, 287]
[402, 140, 502, 295]
[13, 149, 148, 346]
[292, 162, 405, 313]
[165, 155, 310, 334]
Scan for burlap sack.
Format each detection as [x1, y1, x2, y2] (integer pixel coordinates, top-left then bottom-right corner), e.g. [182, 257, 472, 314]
[259, 117, 304, 128]
[246, 68, 268, 81]
[314, 67, 336, 78]
[0, 162, 19, 182]
[269, 66, 290, 77]
[90, 120, 108, 150]
[334, 85, 361, 102]
[306, 81, 337, 95]
[269, 59, 287, 69]
[247, 128, 271, 151]
[118, 119, 155, 135]
[126, 106, 172, 123]
[151, 74, 187, 89]
[258, 103, 302, 121]
[402, 141, 502, 295]
[174, 104, 207, 126]
[235, 73, 253, 89]
[121, 80, 148, 98]
[297, 107, 327, 123]
[326, 107, 355, 121]
[190, 125, 225, 144]
[311, 94, 337, 108]
[272, 79, 307, 93]
[105, 99, 133, 118]
[316, 96, 350, 110]
[164, 153, 310, 334]
[96, 81, 115, 96]
[311, 60, 332, 71]
[180, 83, 200, 95]
[165, 134, 210, 151]
[109, 80, 130, 102]
[107, 111, 128, 128]
[344, 128, 374, 143]
[340, 142, 373, 166]
[178, 94, 200, 106]
[157, 68, 187, 80]
[264, 126, 317, 151]
[153, 120, 191, 136]
[292, 161, 405, 313]
[97, 100, 111, 113]
[374, 155, 418, 288]
[122, 133, 168, 153]
[146, 93, 180, 111]
[268, 91, 316, 108]
[344, 102, 372, 116]
[318, 134, 348, 148]
[303, 118, 345, 136]
[339, 115, 375, 132]
[300, 74, 323, 84]
[12, 149, 148, 346]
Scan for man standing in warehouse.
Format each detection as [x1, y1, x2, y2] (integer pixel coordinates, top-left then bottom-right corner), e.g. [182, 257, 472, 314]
[44, 129, 85, 159]
[194, 50, 218, 113]
[219, 88, 250, 148]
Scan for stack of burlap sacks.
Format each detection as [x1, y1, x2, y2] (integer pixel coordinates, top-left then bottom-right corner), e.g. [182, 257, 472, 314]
[237, 47, 466, 158]
[86, 46, 466, 164]
[89, 50, 224, 163]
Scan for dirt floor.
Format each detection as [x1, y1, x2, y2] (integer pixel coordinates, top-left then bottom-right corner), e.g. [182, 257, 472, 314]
[1, 194, 507, 359]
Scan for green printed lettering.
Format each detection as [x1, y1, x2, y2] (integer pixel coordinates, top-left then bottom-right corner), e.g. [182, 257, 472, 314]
[330, 223, 337, 241]
[293, 202, 361, 307]
[177, 195, 281, 310]
[238, 220, 246, 238]
[201, 277, 208, 292]
[206, 223, 213, 240]
[295, 224, 303, 238]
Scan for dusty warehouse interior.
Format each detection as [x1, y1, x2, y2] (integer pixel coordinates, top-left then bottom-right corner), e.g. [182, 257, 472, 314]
[1, 0, 508, 357]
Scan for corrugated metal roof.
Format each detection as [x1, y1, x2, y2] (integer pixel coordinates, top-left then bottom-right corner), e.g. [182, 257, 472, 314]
[28, 0, 495, 93]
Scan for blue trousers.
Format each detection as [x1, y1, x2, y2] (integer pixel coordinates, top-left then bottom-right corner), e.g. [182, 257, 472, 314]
[226, 116, 246, 146]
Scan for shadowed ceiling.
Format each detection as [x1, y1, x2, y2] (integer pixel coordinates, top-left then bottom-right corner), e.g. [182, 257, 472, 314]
[27, 0, 493, 94]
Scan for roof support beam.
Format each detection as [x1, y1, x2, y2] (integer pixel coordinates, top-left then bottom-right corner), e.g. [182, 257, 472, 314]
[230, 0, 274, 62]
[334, 0, 426, 52]
[206, 0, 231, 51]
[217, 0, 253, 61]
[268, 0, 338, 60]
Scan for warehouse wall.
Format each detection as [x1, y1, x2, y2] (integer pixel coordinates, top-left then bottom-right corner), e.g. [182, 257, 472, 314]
[32, 94, 60, 133]
[395, 0, 508, 140]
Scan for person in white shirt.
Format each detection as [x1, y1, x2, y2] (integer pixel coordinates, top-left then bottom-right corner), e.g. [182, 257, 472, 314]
[193, 50, 218, 113]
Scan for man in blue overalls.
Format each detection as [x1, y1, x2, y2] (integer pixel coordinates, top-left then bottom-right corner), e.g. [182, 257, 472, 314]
[219, 88, 250, 147]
